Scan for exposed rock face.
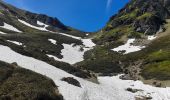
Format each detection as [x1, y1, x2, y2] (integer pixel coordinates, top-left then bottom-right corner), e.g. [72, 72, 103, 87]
[0, 0, 68, 31]
[24, 12, 69, 30]
[163, 0, 170, 10]
[94, 0, 170, 45]
[109, 0, 170, 34]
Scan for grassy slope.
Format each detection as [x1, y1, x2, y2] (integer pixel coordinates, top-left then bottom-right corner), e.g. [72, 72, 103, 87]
[140, 20, 170, 80]
[0, 61, 63, 100]
[77, 17, 170, 80]
[77, 0, 170, 81]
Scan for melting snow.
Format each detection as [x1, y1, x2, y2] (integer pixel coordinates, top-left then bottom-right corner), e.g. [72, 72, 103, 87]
[48, 39, 57, 45]
[47, 33, 96, 64]
[18, 19, 49, 31]
[7, 40, 22, 46]
[0, 45, 170, 100]
[0, 23, 22, 33]
[112, 39, 145, 54]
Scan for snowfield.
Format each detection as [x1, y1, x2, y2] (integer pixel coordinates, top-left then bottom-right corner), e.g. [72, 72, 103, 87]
[0, 22, 22, 33]
[47, 40, 95, 64]
[47, 33, 96, 64]
[0, 45, 170, 100]
[47, 43, 91, 64]
[112, 39, 145, 54]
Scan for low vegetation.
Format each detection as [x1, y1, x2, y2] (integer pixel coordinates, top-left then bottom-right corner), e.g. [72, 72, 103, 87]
[75, 46, 123, 75]
[0, 61, 63, 100]
[142, 60, 170, 80]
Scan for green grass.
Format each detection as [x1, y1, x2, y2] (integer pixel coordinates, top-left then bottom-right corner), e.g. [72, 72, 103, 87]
[76, 46, 123, 74]
[142, 60, 170, 80]
[137, 13, 153, 20]
[146, 50, 170, 62]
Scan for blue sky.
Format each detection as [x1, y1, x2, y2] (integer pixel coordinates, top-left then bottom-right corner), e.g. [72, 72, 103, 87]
[4, 0, 129, 32]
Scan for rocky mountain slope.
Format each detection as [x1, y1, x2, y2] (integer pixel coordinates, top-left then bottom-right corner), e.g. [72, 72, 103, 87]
[0, 0, 170, 100]
[77, 0, 170, 83]
[94, 0, 170, 44]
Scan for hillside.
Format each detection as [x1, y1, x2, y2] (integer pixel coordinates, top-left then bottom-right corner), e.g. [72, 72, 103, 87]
[77, 0, 170, 85]
[0, 61, 63, 100]
[0, 0, 170, 100]
[0, 0, 93, 79]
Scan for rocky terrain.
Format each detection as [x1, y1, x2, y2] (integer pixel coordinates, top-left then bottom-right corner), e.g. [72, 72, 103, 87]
[77, 0, 170, 85]
[0, 0, 170, 100]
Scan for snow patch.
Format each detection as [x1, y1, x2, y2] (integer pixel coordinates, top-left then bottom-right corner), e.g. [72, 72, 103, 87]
[47, 33, 96, 64]
[7, 40, 22, 46]
[148, 35, 157, 40]
[18, 19, 49, 31]
[86, 33, 89, 36]
[48, 39, 57, 45]
[112, 39, 145, 54]
[58, 33, 96, 47]
[82, 39, 96, 48]
[0, 23, 22, 33]
[0, 45, 170, 100]
[37, 21, 49, 28]
[47, 43, 91, 64]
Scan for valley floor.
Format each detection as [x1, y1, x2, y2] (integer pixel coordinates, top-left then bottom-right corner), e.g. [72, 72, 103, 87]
[0, 45, 170, 100]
